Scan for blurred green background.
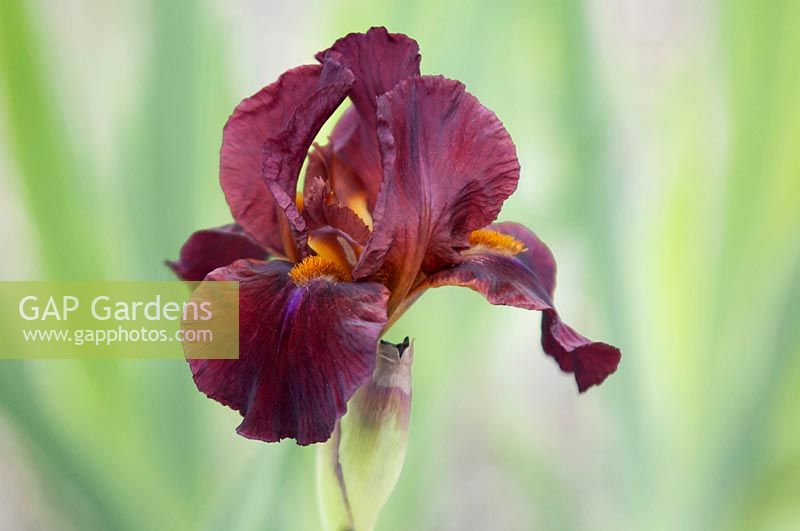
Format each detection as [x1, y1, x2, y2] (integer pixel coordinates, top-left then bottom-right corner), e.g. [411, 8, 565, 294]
[1, 0, 798, 529]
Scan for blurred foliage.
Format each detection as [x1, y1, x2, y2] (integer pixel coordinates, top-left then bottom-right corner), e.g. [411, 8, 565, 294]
[0, 0, 798, 530]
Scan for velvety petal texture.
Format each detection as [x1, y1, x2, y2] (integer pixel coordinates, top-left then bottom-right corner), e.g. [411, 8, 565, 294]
[421, 223, 620, 392]
[190, 259, 389, 444]
[167, 224, 266, 281]
[173, 29, 620, 452]
[355, 76, 520, 311]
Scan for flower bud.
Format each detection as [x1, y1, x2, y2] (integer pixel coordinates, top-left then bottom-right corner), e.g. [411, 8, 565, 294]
[317, 337, 413, 531]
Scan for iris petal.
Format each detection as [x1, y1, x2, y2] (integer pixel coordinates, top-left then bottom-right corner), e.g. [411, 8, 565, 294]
[327, 108, 379, 209]
[221, 58, 354, 254]
[420, 223, 620, 392]
[262, 56, 355, 234]
[317, 27, 422, 209]
[221, 65, 321, 252]
[189, 259, 389, 444]
[167, 224, 267, 281]
[304, 147, 373, 238]
[307, 226, 363, 276]
[491, 222, 557, 295]
[354, 76, 520, 312]
[316, 27, 421, 129]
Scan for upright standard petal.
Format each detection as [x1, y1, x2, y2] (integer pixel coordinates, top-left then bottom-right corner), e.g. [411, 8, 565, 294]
[420, 223, 620, 392]
[167, 224, 267, 281]
[316, 27, 420, 132]
[355, 76, 520, 311]
[262, 57, 355, 234]
[317, 28, 422, 208]
[189, 259, 389, 444]
[221, 59, 353, 253]
[328, 108, 381, 208]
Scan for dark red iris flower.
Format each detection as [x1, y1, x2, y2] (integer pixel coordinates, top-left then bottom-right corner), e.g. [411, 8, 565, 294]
[168, 28, 621, 445]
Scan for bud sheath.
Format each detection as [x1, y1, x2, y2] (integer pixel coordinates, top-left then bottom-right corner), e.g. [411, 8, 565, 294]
[317, 338, 413, 531]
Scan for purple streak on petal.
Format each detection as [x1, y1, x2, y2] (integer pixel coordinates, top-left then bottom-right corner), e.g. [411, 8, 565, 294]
[189, 259, 389, 444]
[491, 222, 556, 296]
[285, 287, 303, 316]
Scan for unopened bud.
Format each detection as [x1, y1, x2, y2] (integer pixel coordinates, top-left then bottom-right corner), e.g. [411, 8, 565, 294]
[317, 337, 413, 531]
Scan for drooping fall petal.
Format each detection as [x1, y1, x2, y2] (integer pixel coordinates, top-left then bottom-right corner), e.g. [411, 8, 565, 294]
[220, 58, 353, 253]
[189, 259, 389, 444]
[317, 27, 422, 208]
[262, 57, 355, 234]
[541, 313, 621, 392]
[354, 76, 520, 312]
[420, 223, 620, 392]
[166, 224, 267, 281]
[491, 222, 557, 295]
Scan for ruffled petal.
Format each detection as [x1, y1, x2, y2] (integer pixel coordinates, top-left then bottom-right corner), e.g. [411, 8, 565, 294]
[167, 224, 267, 281]
[541, 313, 621, 392]
[221, 65, 319, 252]
[420, 223, 620, 392]
[262, 57, 355, 234]
[304, 146, 373, 237]
[316, 27, 421, 128]
[354, 76, 520, 311]
[305, 144, 366, 216]
[221, 58, 354, 254]
[317, 28, 422, 208]
[189, 259, 389, 444]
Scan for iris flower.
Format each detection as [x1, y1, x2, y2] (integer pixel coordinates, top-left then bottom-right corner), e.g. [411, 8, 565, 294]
[169, 27, 621, 446]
